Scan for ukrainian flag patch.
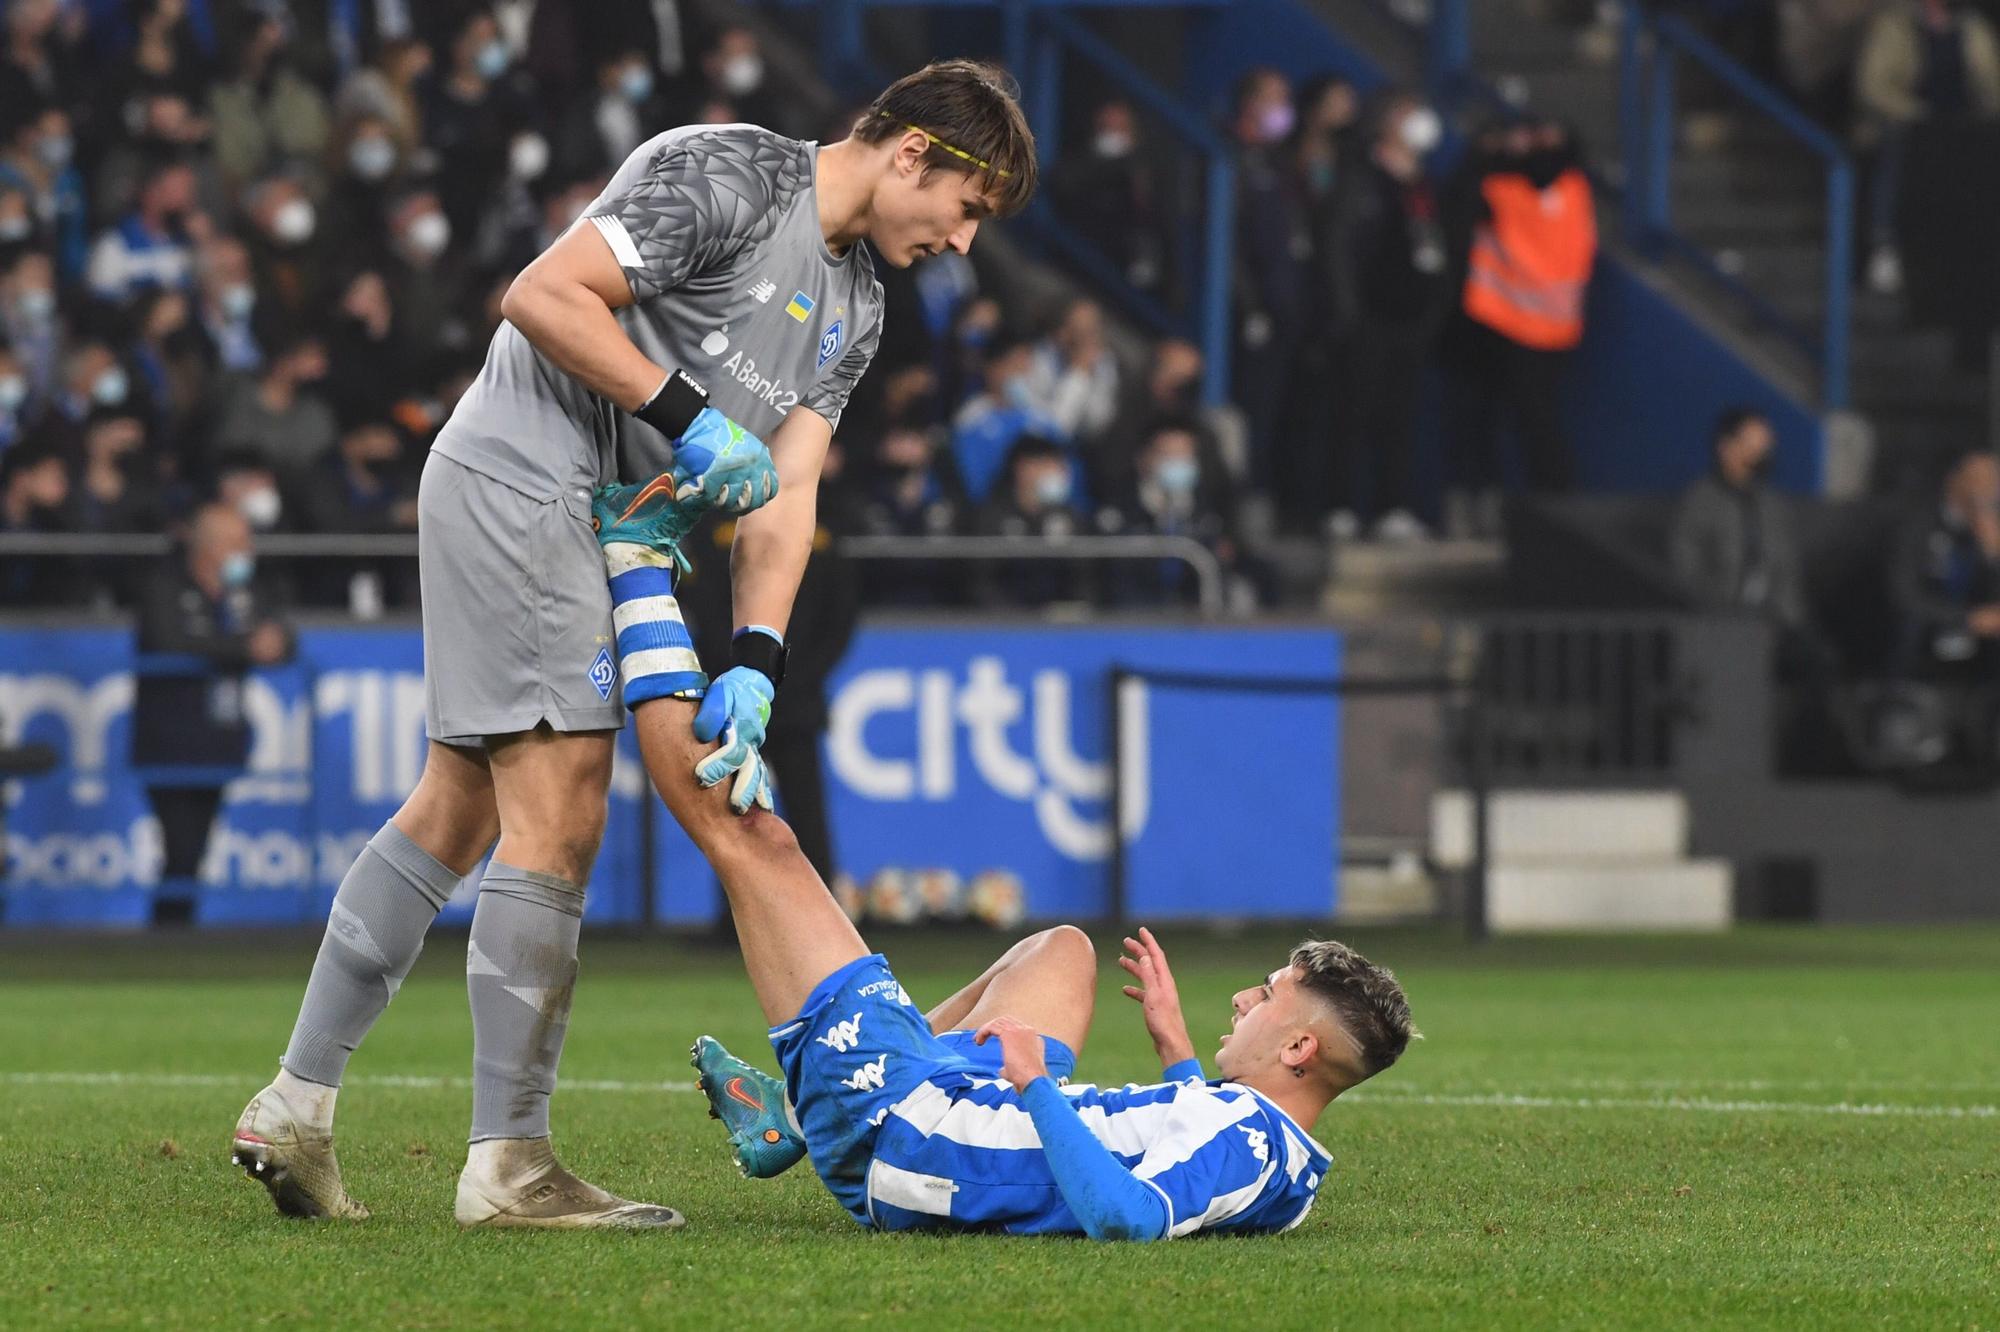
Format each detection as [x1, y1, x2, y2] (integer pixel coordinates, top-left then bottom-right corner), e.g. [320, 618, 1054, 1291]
[785, 291, 815, 322]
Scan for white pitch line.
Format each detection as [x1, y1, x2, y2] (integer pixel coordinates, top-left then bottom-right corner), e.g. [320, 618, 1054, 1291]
[1344, 1088, 1998, 1120]
[2, 1071, 1994, 1120]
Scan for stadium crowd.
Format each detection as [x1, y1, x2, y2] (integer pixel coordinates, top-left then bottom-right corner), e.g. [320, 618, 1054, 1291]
[0, 0, 1285, 616]
[0, 0, 1617, 622]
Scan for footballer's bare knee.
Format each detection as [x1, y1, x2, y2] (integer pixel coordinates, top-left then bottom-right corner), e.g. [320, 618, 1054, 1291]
[1029, 924, 1095, 970]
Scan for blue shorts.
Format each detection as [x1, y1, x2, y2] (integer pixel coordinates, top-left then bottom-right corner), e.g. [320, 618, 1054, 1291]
[768, 953, 1077, 1226]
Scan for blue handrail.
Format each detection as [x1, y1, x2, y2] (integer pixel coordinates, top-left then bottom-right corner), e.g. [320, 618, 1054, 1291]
[1621, 6, 1854, 409]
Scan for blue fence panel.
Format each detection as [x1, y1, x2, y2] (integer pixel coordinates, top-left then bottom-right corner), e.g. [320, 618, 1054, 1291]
[822, 624, 1341, 919]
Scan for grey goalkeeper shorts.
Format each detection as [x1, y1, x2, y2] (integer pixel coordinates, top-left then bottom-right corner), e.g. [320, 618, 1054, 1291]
[418, 453, 625, 745]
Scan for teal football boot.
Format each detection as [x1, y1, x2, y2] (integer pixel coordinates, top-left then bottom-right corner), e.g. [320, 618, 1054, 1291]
[689, 1036, 806, 1179]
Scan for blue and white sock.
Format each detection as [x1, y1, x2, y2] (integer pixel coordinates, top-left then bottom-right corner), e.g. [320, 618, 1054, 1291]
[604, 542, 707, 707]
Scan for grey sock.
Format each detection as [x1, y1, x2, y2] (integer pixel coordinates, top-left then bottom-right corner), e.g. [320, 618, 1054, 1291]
[466, 862, 585, 1143]
[281, 823, 459, 1087]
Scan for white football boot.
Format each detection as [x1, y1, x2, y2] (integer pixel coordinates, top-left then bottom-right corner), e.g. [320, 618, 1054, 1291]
[454, 1137, 685, 1230]
[230, 1083, 370, 1220]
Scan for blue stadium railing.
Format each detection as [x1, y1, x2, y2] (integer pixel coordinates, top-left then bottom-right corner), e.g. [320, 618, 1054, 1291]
[774, 0, 1238, 406]
[1619, 8, 1854, 410]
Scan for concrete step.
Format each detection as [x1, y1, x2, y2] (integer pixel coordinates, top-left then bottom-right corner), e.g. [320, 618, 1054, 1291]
[1321, 538, 1508, 617]
[1335, 863, 1439, 924]
[1431, 789, 1689, 868]
[1489, 860, 1734, 932]
[1671, 155, 1824, 202]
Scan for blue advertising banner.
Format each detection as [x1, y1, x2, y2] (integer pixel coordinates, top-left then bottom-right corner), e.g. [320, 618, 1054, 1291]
[2, 622, 1341, 927]
[821, 625, 1341, 921]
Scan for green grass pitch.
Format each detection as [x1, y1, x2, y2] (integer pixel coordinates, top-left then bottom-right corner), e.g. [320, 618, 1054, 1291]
[2, 925, 1997, 1330]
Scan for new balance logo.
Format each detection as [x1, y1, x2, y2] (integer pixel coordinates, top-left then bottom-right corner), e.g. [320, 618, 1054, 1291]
[1239, 1125, 1270, 1164]
[817, 1013, 865, 1054]
[749, 278, 776, 303]
[842, 1055, 889, 1092]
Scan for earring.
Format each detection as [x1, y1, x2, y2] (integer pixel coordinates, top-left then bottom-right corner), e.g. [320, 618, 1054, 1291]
[1292, 1066, 1305, 1079]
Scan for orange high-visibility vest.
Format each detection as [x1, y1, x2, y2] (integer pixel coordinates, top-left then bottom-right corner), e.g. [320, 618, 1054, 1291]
[1462, 168, 1597, 351]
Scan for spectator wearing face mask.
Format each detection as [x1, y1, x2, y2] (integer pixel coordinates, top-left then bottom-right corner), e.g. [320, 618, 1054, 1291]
[209, 325, 339, 476]
[1229, 67, 1310, 496]
[1050, 99, 1169, 299]
[208, 11, 331, 190]
[976, 434, 1089, 606]
[0, 247, 61, 405]
[0, 98, 87, 282]
[1108, 422, 1234, 606]
[951, 334, 1073, 505]
[86, 157, 201, 304]
[558, 45, 663, 176]
[426, 9, 524, 243]
[697, 27, 779, 132]
[133, 499, 294, 924]
[213, 451, 288, 535]
[333, 37, 433, 163]
[468, 126, 553, 271]
[55, 338, 140, 426]
[380, 188, 466, 365]
[320, 113, 405, 262]
[191, 232, 261, 373]
[241, 174, 326, 322]
[1317, 92, 1451, 543]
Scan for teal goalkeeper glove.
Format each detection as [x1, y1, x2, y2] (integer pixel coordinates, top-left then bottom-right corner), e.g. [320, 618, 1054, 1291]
[632, 369, 779, 517]
[669, 407, 779, 516]
[692, 665, 777, 815]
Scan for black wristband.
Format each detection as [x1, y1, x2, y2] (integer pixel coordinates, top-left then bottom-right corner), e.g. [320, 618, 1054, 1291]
[733, 628, 789, 688]
[633, 368, 710, 440]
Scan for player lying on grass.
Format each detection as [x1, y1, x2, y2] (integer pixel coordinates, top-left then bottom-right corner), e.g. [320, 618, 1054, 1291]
[685, 920, 1413, 1239]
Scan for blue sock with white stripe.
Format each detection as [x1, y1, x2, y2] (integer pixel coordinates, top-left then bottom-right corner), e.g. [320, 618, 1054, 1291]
[604, 542, 707, 707]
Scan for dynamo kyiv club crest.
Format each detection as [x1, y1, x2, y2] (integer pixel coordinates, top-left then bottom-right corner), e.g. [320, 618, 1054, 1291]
[818, 319, 844, 370]
[588, 646, 617, 700]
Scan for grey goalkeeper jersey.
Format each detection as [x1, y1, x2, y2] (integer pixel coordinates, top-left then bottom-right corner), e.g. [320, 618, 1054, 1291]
[431, 124, 884, 498]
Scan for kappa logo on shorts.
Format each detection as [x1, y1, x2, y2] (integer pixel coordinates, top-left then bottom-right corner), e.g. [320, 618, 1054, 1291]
[817, 1012, 865, 1054]
[817, 318, 844, 371]
[841, 1054, 889, 1092]
[588, 646, 617, 700]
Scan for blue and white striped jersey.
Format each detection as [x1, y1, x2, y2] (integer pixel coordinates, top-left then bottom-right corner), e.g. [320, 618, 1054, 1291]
[864, 1073, 1332, 1237]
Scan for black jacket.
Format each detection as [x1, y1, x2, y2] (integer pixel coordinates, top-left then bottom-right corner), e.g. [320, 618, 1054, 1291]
[132, 565, 293, 770]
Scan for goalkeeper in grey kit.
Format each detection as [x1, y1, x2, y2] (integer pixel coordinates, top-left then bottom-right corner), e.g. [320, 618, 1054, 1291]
[231, 60, 1037, 1228]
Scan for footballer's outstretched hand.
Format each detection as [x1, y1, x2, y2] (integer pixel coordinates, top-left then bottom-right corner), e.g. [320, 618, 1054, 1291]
[1120, 927, 1197, 1070]
[974, 1015, 1051, 1095]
